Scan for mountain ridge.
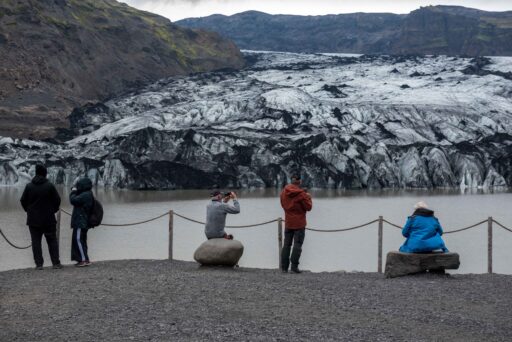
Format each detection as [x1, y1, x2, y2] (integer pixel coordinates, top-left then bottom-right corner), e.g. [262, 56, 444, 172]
[177, 5, 512, 56]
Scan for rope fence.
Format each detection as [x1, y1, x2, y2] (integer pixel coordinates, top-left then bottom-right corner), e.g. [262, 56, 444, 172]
[0, 228, 31, 250]
[173, 211, 279, 228]
[493, 219, 512, 233]
[305, 219, 380, 232]
[60, 209, 169, 227]
[31, 209, 509, 234]
[3, 209, 512, 274]
[382, 219, 402, 230]
[442, 220, 489, 234]
[382, 218, 491, 234]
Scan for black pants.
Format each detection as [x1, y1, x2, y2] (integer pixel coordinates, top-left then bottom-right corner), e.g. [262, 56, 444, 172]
[71, 228, 89, 262]
[281, 228, 305, 270]
[29, 226, 60, 267]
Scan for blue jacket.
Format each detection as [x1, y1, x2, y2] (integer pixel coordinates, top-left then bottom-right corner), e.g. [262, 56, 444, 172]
[399, 208, 448, 253]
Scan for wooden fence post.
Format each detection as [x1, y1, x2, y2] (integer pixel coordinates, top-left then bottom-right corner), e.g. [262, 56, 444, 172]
[169, 210, 174, 260]
[56, 209, 61, 244]
[488, 216, 492, 274]
[378, 216, 383, 273]
[277, 217, 283, 269]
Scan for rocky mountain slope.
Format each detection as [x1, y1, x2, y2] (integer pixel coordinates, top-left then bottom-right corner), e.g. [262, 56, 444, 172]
[0, 0, 244, 139]
[1, 52, 512, 190]
[177, 6, 512, 56]
[179, 10, 404, 54]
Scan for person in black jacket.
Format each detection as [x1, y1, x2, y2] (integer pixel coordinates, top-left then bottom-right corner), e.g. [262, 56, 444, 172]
[20, 164, 62, 270]
[70, 177, 94, 267]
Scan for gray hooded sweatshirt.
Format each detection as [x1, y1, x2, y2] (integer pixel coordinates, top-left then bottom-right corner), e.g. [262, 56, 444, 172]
[205, 199, 240, 239]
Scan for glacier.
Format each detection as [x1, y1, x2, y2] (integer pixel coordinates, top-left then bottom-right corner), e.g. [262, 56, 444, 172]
[1, 52, 512, 190]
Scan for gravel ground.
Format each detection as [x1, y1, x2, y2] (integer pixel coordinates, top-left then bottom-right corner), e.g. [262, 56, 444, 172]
[1, 260, 511, 342]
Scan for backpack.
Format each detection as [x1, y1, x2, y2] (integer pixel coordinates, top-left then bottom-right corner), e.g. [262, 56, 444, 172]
[88, 196, 104, 228]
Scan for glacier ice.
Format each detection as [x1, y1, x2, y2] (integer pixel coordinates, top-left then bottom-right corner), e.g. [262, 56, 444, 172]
[2, 52, 512, 190]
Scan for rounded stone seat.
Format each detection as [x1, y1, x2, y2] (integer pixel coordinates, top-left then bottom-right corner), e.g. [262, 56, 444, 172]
[193, 238, 244, 267]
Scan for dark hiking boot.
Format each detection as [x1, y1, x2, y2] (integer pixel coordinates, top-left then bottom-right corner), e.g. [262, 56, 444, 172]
[291, 265, 302, 274]
[75, 261, 89, 267]
[429, 268, 446, 274]
[52, 264, 63, 269]
[290, 246, 302, 273]
[35, 266, 43, 270]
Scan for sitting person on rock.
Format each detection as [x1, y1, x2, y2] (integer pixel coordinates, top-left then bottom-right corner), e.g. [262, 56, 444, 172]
[399, 201, 449, 253]
[204, 191, 240, 240]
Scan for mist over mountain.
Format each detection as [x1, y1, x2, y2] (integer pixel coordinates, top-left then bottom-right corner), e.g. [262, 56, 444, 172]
[177, 5, 512, 56]
[0, 0, 244, 139]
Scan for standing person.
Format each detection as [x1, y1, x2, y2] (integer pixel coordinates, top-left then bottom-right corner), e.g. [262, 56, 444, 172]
[20, 164, 62, 270]
[70, 177, 94, 267]
[280, 175, 312, 273]
[205, 191, 240, 240]
[399, 201, 449, 253]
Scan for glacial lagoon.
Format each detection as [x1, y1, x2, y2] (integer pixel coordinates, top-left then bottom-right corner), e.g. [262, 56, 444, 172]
[1, 187, 512, 274]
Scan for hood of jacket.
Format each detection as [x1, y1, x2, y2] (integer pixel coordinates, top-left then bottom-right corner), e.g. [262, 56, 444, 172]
[282, 184, 305, 198]
[413, 208, 434, 217]
[76, 177, 93, 192]
[281, 184, 307, 210]
[31, 175, 48, 185]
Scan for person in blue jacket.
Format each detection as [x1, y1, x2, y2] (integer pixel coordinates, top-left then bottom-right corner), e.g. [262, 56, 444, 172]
[399, 201, 449, 253]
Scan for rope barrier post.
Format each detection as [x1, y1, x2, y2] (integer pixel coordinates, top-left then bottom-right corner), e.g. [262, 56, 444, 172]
[378, 216, 383, 273]
[56, 209, 61, 245]
[168, 210, 174, 261]
[277, 217, 283, 269]
[488, 216, 493, 274]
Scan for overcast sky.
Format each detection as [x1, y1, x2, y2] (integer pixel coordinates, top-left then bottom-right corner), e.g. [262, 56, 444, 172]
[122, 0, 511, 21]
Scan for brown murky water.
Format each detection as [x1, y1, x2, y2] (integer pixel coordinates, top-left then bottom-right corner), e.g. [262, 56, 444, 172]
[1, 187, 512, 273]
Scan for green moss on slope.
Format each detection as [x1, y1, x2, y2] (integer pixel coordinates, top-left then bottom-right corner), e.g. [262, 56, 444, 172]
[0, 0, 244, 139]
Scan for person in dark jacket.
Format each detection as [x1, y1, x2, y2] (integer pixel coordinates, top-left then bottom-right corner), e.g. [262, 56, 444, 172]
[399, 201, 449, 253]
[70, 177, 94, 267]
[280, 175, 312, 273]
[20, 164, 62, 270]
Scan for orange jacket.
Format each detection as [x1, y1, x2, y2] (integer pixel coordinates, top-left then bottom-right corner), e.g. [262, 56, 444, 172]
[280, 184, 312, 229]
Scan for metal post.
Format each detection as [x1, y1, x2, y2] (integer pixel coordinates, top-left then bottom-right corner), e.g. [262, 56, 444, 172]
[277, 217, 283, 269]
[168, 210, 174, 260]
[56, 209, 61, 244]
[378, 216, 383, 273]
[488, 216, 492, 274]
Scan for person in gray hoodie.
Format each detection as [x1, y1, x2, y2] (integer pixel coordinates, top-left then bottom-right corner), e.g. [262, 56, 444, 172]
[205, 191, 240, 239]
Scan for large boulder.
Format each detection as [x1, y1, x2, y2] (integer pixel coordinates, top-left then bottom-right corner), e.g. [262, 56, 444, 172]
[385, 251, 460, 278]
[194, 239, 244, 267]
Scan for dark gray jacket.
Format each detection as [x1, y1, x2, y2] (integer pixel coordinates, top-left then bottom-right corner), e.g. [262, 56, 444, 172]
[69, 178, 94, 229]
[205, 199, 240, 239]
[20, 175, 61, 230]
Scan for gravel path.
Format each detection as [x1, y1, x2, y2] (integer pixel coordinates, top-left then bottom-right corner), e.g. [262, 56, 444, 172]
[1, 260, 511, 341]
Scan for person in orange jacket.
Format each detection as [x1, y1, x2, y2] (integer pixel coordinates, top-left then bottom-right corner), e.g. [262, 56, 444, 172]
[280, 174, 312, 273]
